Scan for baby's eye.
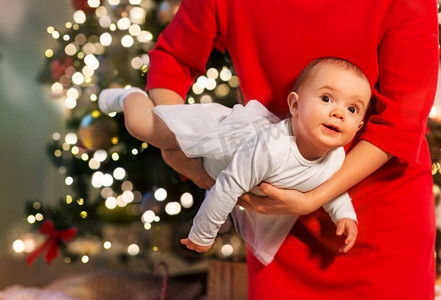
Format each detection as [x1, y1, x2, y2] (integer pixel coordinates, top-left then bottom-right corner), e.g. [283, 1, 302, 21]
[348, 106, 358, 114]
[321, 95, 330, 103]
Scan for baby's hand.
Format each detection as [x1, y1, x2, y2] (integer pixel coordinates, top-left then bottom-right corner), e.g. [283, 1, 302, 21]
[180, 237, 212, 253]
[336, 218, 358, 253]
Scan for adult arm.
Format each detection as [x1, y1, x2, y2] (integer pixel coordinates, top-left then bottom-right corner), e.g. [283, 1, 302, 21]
[146, 0, 220, 189]
[239, 0, 438, 215]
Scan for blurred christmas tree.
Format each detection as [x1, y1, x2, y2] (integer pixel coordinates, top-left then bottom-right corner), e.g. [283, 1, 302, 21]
[19, 0, 244, 268]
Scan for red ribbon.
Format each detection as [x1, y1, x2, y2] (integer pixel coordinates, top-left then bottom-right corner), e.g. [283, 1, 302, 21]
[26, 220, 77, 266]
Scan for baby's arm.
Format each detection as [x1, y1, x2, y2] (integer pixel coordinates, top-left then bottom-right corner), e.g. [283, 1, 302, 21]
[183, 136, 271, 252]
[322, 192, 358, 253]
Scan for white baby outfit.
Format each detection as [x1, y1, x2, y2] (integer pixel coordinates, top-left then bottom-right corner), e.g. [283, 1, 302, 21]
[154, 100, 356, 265]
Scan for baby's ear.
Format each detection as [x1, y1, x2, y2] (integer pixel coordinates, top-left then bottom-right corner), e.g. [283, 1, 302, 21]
[287, 92, 299, 116]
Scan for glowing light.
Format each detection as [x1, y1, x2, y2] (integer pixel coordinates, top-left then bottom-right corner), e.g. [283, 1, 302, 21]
[108, 0, 120, 5]
[51, 82, 64, 94]
[130, 7, 146, 23]
[207, 68, 219, 79]
[206, 78, 217, 90]
[92, 171, 104, 188]
[131, 56, 143, 69]
[13, 240, 25, 253]
[144, 223, 152, 230]
[45, 49, 54, 58]
[165, 202, 181, 215]
[99, 16, 112, 28]
[121, 35, 134, 48]
[154, 188, 167, 201]
[141, 210, 155, 223]
[35, 213, 44, 221]
[215, 84, 230, 97]
[89, 158, 100, 170]
[200, 95, 213, 103]
[51, 31, 60, 39]
[137, 31, 153, 42]
[81, 255, 89, 263]
[111, 152, 120, 161]
[84, 54, 100, 70]
[64, 97, 77, 109]
[95, 6, 107, 17]
[102, 173, 114, 187]
[132, 149, 139, 155]
[27, 215, 36, 224]
[47, 26, 55, 34]
[72, 72, 85, 85]
[105, 197, 117, 209]
[67, 88, 80, 99]
[220, 68, 232, 81]
[63, 34, 70, 41]
[121, 181, 133, 191]
[103, 241, 112, 249]
[65, 133, 78, 145]
[121, 191, 134, 204]
[117, 17, 131, 30]
[66, 195, 73, 204]
[129, 0, 141, 5]
[196, 76, 208, 89]
[65, 176, 74, 186]
[33, 202, 41, 209]
[87, 0, 100, 8]
[229, 76, 240, 88]
[221, 244, 234, 256]
[73, 10, 86, 24]
[54, 150, 62, 157]
[100, 32, 112, 46]
[81, 153, 89, 161]
[141, 142, 148, 149]
[129, 24, 141, 37]
[127, 244, 140, 256]
[113, 167, 126, 180]
[94, 149, 108, 162]
[180, 192, 194, 208]
[80, 211, 88, 218]
[52, 132, 61, 141]
[192, 84, 204, 95]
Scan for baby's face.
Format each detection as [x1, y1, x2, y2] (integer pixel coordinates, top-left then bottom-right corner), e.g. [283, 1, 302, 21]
[290, 63, 371, 155]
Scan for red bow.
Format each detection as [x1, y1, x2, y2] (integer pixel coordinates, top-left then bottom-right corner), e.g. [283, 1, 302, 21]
[26, 220, 77, 266]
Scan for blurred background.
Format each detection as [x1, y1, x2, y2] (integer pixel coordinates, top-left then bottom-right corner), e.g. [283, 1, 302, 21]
[0, 0, 440, 298]
[0, 0, 245, 296]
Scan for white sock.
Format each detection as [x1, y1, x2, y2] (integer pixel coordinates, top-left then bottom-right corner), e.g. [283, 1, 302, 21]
[98, 87, 147, 114]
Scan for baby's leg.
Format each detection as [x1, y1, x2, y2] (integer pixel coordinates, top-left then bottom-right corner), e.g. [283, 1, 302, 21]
[99, 88, 178, 150]
[123, 93, 179, 149]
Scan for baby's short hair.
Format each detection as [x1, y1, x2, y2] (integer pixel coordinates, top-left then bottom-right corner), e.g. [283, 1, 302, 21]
[292, 57, 369, 93]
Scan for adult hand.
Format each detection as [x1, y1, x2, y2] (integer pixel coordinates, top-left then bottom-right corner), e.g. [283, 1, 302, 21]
[237, 182, 321, 215]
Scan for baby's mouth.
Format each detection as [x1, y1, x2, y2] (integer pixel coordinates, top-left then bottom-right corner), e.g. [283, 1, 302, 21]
[323, 124, 340, 133]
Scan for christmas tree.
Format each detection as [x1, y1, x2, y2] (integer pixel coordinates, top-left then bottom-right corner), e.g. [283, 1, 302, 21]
[17, 0, 244, 269]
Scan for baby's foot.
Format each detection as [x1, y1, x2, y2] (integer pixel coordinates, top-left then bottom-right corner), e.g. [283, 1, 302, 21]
[98, 87, 147, 114]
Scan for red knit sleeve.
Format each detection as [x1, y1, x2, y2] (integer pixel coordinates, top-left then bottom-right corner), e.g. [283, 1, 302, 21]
[360, 0, 439, 163]
[146, 0, 218, 100]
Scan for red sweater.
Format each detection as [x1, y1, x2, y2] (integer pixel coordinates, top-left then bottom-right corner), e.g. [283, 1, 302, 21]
[147, 0, 439, 298]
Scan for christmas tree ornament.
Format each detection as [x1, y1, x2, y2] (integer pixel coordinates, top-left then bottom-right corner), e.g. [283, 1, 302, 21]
[78, 111, 118, 150]
[26, 220, 77, 266]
